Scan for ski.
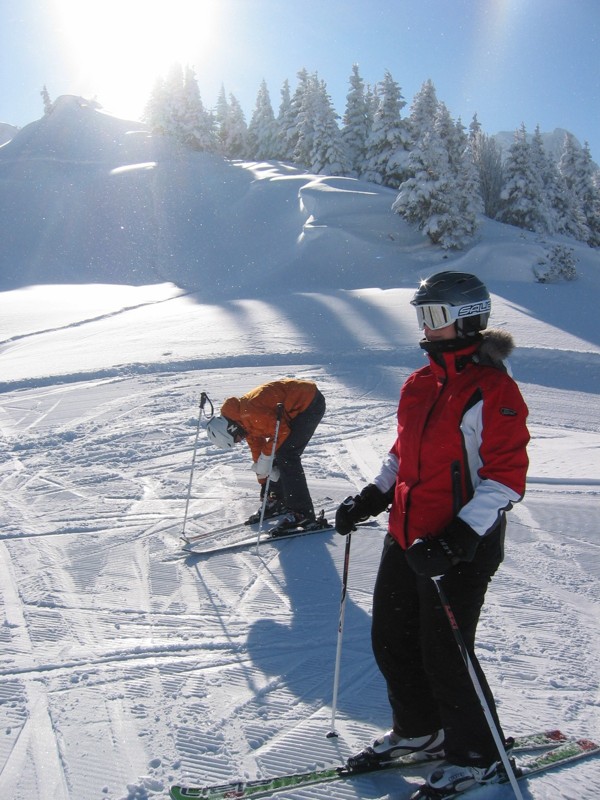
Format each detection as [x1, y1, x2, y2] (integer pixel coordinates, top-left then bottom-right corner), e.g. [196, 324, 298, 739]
[168, 729, 570, 800]
[180, 499, 335, 547]
[409, 736, 599, 798]
[181, 516, 381, 555]
[182, 518, 335, 555]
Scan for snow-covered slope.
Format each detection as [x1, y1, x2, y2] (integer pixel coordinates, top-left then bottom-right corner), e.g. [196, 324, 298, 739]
[0, 100, 598, 800]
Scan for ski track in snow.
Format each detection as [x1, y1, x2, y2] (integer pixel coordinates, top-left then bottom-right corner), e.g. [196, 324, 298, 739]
[0, 362, 598, 800]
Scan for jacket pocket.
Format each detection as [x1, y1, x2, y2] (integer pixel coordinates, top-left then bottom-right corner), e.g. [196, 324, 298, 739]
[451, 460, 463, 516]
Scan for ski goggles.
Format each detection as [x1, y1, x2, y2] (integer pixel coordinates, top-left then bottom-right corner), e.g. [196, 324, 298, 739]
[414, 300, 491, 330]
[226, 419, 246, 443]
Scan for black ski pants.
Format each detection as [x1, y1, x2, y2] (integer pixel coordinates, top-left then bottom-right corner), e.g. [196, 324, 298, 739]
[272, 389, 326, 515]
[371, 524, 505, 767]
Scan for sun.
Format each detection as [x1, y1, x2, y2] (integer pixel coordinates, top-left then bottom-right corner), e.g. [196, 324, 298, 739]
[53, 0, 220, 120]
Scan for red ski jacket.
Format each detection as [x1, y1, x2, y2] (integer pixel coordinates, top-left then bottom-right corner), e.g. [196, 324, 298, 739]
[373, 331, 529, 549]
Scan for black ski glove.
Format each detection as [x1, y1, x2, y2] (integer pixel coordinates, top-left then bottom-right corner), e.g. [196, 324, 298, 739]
[405, 517, 480, 577]
[335, 483, 391, 535]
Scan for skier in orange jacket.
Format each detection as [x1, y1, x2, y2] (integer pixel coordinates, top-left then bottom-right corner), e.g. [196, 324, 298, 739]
[206, 379, 326, 529]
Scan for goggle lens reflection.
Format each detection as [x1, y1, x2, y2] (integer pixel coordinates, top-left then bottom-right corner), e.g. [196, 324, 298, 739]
[415, 304, 455, 330]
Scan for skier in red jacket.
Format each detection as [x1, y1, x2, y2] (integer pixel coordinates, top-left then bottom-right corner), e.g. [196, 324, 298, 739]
[335, 272, 529, 796]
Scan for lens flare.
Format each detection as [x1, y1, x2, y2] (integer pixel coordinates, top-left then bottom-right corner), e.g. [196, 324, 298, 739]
[52, 0, 219, 120]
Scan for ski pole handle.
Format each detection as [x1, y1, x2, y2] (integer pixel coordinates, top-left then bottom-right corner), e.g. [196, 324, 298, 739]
[199, 391, 214, 418]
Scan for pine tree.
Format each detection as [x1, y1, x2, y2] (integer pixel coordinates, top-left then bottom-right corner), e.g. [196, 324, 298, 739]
[279, 69, 310, 164]
[528, 125, 556, 233]
[308, 78, 349, 175]
[579, 143, 600, 247]
[214, 85, 230, 154]
[226, 95, 249, 158]
[246, 80, 278, 160]
[342, 64, 371, 176]
[408, 78, 439, 142]
[392, 124, 451, 243]
[557, 132, 591, 242]
[274, 80, 292, 160]
[559, 135, 600, 247]
[144, 76, 169, 133]
[143, 63, 216, 151]
[499, 124, 548, 232]
[144, 63, 187, 139]
[393, 105, 482, 249]
[362, 70, 410, 187]
[469, 116, 504, 219]
[449, 115, 484, 244]
[40, 85, 53, 116]
[162, 62, 187, 139]
[178, 65, 217, 151]
[289, 73, 348, 174]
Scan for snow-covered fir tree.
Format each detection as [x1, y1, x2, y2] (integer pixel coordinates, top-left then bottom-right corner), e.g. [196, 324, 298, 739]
[274, 80, 292, 160]
[140, 65, 599, 249]
[215, 88, 248, 159]
[246, 80, 278, 161]
[499, 124, 548, 232]
[559, 134, 600, 247]
[392, 124, 450, 242]
[144, 63, 216, 151]
[307, 78, 349, 175]
[178, 65, 217, 151]
[449, 115, 484, 243]
[214, 86, 230, 154]
[156, 63, 188, 139]
[408, 78, 439, 142]
[40, 85, 53, 116]
[291, 72, 317, 167]
[226, 95, 249, 159]
[579, 143, 600, 248]
[341, 64, 371, 176]
[528, 125, 558, 233]
[279, 69, 310, 164]
[291, 72, 347, 173]
[362, 70, 410, 187]
[553, 133, 590, 241]
[469, 114, 504, 219]
[393, 104, 482, 249]
[144, 76, 169, 134]
[531, 127, 566, 235]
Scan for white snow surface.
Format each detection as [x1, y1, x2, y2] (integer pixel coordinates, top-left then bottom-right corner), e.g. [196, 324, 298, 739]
[0, 98, 599, 800]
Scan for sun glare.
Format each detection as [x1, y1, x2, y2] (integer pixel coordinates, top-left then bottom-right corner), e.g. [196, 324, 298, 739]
[53, 0, 219, 120]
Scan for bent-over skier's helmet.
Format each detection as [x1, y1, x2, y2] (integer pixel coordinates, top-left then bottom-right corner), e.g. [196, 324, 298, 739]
[206, 415, 245, 450]
[411, 271, 491, 337]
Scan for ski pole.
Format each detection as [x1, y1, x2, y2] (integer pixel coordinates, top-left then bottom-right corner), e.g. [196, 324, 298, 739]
[327, 527, 352, 738]
[256, 402, 284, 552]
[182, 392, 213, 540]
[432, 575, 524, 800]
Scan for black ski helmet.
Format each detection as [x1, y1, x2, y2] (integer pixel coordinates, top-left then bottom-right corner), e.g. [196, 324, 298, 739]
[411, 271, 491, 337]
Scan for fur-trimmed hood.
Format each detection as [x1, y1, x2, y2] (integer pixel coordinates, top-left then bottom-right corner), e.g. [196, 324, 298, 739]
[420, 327, 516, 373]
[475, 328, 515, 368]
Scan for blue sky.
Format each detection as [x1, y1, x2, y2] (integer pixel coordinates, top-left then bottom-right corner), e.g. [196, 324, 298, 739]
[1, 0, 599, 160]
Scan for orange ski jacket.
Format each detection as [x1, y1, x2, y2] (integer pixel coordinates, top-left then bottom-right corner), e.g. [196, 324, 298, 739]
[220, 379, 318, 462]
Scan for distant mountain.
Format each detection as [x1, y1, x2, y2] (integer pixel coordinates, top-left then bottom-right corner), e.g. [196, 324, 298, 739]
[493, 127, 584, 162]
[0, 122, 18, 146]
